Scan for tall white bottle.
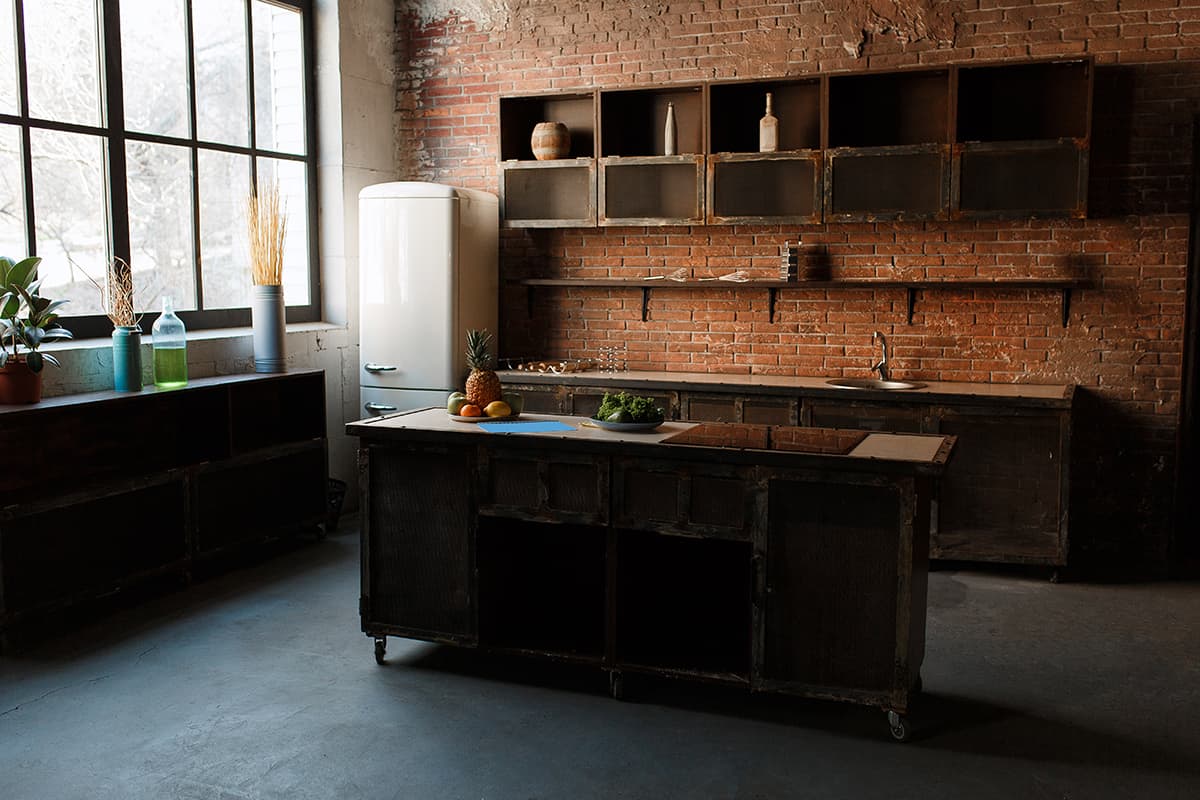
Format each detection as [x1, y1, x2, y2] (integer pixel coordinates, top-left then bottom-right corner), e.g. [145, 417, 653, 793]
[760, 92, 778, 153]
[664, 102, 677, 156]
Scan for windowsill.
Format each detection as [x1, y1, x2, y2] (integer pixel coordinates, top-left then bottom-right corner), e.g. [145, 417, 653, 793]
[42, 320, 348, 353]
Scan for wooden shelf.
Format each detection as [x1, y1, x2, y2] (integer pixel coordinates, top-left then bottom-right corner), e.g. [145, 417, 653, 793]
[498, 58, 1091, 227]
[519, 277, 1086, 326]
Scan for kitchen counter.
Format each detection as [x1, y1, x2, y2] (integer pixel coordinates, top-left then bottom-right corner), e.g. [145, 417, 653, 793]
[350, 408, 952, 738]
[347, 408, 954, 476]
[498, 368, 1074, 408]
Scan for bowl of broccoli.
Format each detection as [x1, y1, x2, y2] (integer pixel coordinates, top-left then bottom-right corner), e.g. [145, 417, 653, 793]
[591, 392, 666, 431]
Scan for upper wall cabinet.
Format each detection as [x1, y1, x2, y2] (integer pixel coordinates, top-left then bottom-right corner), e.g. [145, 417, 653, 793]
[495, 58, 1092, 229]
[952, 59, 1092, 219]
[499, 92, 598, 227]
[826, 68, 952, 222]
[599, 86, 705, 225]
[707, 78, 823, 225]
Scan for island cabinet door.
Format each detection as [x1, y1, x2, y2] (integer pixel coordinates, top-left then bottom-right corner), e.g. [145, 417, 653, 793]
[755, 473, 921, 706]
[361, 444, 476, 644]
[479, 448, 610, 526]
[611, 457, 757, 540]
[927, 405, 1068, 565]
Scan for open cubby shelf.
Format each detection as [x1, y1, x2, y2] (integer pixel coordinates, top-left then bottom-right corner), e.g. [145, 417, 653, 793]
[615, 530, 752, 678]
[517, 277, 1086, 326]
[498, 57, 1091, 227]
[477, 519, 607, 658]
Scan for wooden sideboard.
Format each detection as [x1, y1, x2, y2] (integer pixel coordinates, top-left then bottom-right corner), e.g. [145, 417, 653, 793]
[0, 370, 329, 648]
[349, 408, 954, 740]
[499, 370, 1073, 568]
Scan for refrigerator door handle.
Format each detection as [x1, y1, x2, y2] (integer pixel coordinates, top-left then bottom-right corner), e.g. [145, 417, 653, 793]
[365, 402, 399, 414]
[364, 363, 398, 373]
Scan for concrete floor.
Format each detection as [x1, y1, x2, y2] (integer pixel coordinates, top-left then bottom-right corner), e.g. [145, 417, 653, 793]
[2, 519, 1198, 800]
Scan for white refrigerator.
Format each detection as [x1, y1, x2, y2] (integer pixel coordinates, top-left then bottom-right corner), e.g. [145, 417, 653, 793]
[358, 182, 499, 417]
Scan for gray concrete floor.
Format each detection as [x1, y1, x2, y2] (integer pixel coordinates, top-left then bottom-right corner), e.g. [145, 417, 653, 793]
[2, 519, 1198, 800]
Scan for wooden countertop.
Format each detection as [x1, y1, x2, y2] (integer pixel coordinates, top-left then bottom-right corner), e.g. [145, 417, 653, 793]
[498, 368, 1074, 408]
[348, 408, 954, 475]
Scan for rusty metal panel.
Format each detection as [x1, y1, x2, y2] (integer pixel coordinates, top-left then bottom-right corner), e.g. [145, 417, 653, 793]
[742, 397, 797, 426]
[366, 445, 475, 639]
[614, 458, 757, 540]
[683, 394, 737, 422]
[764, 479, 903, 692]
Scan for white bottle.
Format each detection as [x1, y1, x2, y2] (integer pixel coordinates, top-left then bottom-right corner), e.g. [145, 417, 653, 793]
[760, 92, 778, 153]
[664, 102, 677, 156]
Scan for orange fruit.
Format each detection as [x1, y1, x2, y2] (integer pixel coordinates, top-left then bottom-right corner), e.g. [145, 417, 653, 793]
[460, 404, 482, 417]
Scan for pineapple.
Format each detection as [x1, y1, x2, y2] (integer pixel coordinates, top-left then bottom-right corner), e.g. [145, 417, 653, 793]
[464, 329, 502, 407]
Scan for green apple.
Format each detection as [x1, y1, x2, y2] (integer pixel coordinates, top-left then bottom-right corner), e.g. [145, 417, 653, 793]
[447, 391, 467, 415]
[502, 391, 524, 414]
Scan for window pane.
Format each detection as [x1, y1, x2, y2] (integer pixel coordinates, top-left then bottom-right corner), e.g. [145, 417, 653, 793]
[121, 0, 189, 137]
[194, 0, 249, 146]
[199, 150, 250, 309]
[257, 158, 308, 305]
[253, 1, 304, 154]
[30, 129, 108, 315]
[25, 0, 101, 126]
[127, 141, 195, 312]
[0, 0, 16, 114]
[0, 123, 25, 256]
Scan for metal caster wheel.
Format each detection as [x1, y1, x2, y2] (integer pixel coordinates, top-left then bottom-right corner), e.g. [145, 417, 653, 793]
[373, 637, 387, 665]
[608, 672, 625, 700]
[887, 710, 912, 742]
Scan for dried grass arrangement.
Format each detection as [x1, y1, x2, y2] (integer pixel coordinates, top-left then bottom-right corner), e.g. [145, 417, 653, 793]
[247, 182, 287, 287]
[86, 257, 139, 328]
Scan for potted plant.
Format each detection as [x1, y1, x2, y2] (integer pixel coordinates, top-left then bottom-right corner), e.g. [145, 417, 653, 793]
[0, 256, 73, 403]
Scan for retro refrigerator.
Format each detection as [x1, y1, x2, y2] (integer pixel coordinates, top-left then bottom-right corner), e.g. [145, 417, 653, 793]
[358, 182, 499, 416]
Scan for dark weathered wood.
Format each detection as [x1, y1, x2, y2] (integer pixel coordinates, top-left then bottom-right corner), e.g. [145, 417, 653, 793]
[599, 155, 705, 226]
[0, 371, 328, 646]
[764, 477, 905, 695]
[365, 444, 475, 641]
[351, 411, 948, 722]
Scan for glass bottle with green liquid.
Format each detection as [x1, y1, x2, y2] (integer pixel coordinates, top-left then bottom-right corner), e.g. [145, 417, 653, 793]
[152, 296, 188, 388]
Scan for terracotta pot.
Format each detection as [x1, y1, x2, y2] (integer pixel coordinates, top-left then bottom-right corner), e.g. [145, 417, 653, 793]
[531, 121, 571, 160]
[0, 359, 43, 404]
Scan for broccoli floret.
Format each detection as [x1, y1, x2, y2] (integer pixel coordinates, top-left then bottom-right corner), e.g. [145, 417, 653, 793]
[593, 392, 664, 423]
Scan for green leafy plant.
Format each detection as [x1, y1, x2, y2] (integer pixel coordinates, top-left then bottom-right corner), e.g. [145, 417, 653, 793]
[594, 392, 664, 424]
[0, 256, 73, 373]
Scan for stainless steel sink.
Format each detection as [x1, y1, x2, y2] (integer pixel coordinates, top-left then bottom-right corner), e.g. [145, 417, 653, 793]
[825, 377, 927, 391]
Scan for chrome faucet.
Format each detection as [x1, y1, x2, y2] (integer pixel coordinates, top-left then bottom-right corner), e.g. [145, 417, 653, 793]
[871, 331, 889, 381]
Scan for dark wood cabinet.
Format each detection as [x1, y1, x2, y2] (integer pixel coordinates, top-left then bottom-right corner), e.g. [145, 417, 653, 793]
[0, 371, 328, 647]
[351, 410, 949, 737]
[500, 371, 1073, 566]
[498, 58, 1091, 227]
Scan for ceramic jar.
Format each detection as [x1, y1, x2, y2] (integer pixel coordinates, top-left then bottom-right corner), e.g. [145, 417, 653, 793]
[531, 122, 570, 160]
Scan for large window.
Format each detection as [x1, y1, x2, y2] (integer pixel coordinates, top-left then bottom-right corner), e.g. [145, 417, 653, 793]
[0, 0, 318, 336]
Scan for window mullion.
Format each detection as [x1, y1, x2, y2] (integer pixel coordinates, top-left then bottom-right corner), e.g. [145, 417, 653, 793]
[184, 0, 204, 312]
[245, 0, 258, 191]
[101, 0, 131, 270]
[12, 0, 35, 257]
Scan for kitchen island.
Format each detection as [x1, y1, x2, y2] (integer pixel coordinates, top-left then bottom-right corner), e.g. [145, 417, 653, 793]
[347, 408, 954, 740]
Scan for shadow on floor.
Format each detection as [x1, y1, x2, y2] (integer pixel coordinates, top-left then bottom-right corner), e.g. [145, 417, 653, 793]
[395, 643, 1199, 772]
[1, 529, 354, 661]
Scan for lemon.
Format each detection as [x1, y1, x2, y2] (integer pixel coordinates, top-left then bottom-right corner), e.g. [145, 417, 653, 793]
[484, 400, 512, 417]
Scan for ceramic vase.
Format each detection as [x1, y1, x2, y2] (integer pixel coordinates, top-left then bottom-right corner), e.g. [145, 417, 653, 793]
[112, 325, 143, 392]
[252, 284, 286, 373]
[531, 122, 570, 160]
[0, 360, 42, 404]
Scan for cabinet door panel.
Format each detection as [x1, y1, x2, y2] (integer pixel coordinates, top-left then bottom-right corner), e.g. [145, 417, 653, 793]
[807, 400, 924, 433]
[365, 445, 474, 640]
[764, 479, 903, 692]
[932, 409, 1065, 563]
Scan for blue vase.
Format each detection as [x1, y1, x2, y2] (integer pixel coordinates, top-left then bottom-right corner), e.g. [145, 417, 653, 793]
[112, 325, 143, 392]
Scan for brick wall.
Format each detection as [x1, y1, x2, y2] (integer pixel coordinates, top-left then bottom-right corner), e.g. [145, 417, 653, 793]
[393, 0, 1200, 572]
